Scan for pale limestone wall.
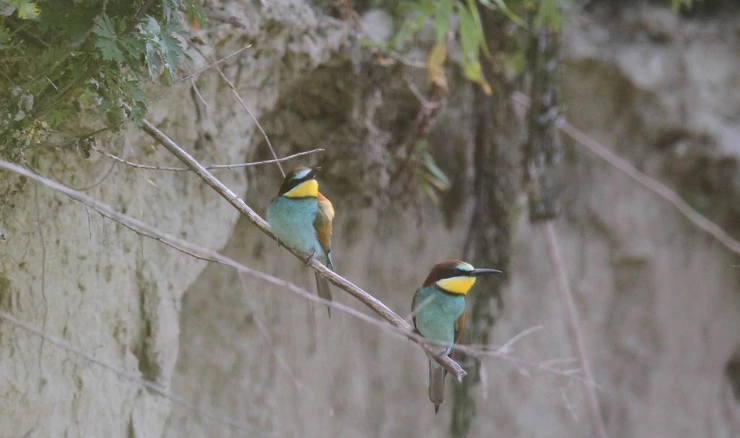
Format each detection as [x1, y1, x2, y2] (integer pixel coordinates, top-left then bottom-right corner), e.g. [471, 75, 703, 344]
[1, 1, 739, 437]
[0, 1, 347, 436]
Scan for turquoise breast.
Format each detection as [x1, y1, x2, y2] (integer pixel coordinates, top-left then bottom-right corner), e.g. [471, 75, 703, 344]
[414, 286, 465, 348]
[267, 196, 323, 257]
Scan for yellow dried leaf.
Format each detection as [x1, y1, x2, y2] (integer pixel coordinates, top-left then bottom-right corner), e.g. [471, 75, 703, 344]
[427, 42, 448, 91]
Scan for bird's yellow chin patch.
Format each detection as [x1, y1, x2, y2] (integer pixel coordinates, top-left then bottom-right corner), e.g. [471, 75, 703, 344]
[436, 276, 476, 295]
[284, 179, 318, 198]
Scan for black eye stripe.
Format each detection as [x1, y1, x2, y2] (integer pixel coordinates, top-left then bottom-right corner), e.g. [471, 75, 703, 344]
[442, 267, 468, 278]
[279, 174, 306, 195]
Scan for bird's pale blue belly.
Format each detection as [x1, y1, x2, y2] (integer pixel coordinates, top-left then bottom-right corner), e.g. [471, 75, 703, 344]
[267, 197, 324, 259]
[414, 286, 465, 351]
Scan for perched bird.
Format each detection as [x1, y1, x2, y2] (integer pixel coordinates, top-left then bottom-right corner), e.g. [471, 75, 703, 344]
[266, 166, 335, 316]
[411, 260, 502, 414]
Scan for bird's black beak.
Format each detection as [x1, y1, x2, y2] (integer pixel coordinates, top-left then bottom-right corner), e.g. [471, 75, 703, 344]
[308, 167, 321, 179]
[470, 268, 503, 277]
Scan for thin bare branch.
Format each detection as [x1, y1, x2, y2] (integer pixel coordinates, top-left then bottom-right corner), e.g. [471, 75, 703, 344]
[494, 325, 543, 355]
[99, 148, 324, 172]
[404, 73, 442, 110]
[544, 222, 608, 438]
[511, 91, 740, 257]
[0, 153, 466, 380]
[0, 310, 270, 436]
[174, 45, 252, 85]
[190, 45, 285, 177]
[129, 118, 468, 376]
[200, 7, 247, 28]
[0, 160, 604, 389]
[185, 66, 209, 109]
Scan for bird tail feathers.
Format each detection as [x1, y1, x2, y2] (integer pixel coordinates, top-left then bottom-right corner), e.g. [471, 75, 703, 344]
[314, 273, 333, 318]
[428, 360, 447, 414]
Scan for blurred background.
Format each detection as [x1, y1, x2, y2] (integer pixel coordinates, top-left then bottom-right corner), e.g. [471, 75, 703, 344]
[0, 0, 739, 437]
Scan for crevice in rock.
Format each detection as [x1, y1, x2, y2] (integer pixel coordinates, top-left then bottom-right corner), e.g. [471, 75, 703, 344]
[725, 347, 740, 403]
[133, 262, 161, 387]
[0, 275, 13, 311]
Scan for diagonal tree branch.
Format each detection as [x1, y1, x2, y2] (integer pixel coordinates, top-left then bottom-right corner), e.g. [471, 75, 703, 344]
[0, 152, 467, 380]
[0, 160, 607, 388]
[510, 91, 740, 257]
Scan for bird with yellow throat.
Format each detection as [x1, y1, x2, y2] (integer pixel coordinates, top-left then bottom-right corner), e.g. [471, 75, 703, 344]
[412, 260, 502, 413]
[267, 166, 335, 316]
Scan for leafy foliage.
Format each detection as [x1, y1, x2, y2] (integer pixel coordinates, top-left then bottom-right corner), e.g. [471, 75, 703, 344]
[0, 0, 200, 161]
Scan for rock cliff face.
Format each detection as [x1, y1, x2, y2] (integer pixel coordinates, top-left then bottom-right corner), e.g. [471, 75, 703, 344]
[0, 1, 738, 437]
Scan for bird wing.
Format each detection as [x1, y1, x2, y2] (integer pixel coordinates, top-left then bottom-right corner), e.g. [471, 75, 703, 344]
[454, 310, 466, 346]
[411, 289, 420, 333]
[314, 192, 334, 267]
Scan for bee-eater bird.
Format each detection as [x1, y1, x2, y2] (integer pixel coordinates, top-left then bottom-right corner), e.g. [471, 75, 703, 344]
[411, 260, 502, 414]
[266, 166, 335, 316]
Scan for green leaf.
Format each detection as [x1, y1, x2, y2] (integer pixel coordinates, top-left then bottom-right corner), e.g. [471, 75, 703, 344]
[93, 14, 117, 40]
[462, 59, 492, 95]
[434, 0, 453, 43]
[422, 151, 451, 191]
[0, 26, 11, 45]
[159, 33, 184, 78]
[427, 42, 448, 90]
[480, 0, 527, 28]
[121, 79, 147, 125]
[671, 0, 693, 10]
[117, 34, 144, 67]
[390, 1, 435, 49]
[466, 0, 489, 56]
[420, 179, 440, 205]
[457, 4, 479, 61]
[96, 38, 125, 62]
[162, 0, 184, 23]
[140, 15, 161, 37]
[535, 0, 561, 31]
[186, 1, 207, 28]
[144, 41, 164, 79]
[12, 0, 40, 19]
[43, 108, 69, 128]
[94, 15, 125, 62]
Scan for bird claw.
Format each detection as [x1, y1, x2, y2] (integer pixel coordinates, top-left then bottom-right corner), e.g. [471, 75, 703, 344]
[303, 249, 317, 266]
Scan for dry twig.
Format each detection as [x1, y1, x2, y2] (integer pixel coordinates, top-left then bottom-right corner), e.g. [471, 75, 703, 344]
[511, 91, 740, 257]
[190, 45, 285, 177]
[174, 45, 252, 85]
[0, 160, 605, 389]
[544, 222, 608, 438]
[100, 148, 323, 172]
[1, 145, 466, 380]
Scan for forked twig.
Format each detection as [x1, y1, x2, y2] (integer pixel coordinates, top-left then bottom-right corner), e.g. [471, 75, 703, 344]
[0, 159, 604, 388]
[1, 142, 466, 381]
[190, 45, 285, 177]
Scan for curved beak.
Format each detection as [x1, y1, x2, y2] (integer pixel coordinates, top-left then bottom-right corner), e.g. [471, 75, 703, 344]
[470, 268, 503, 277]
